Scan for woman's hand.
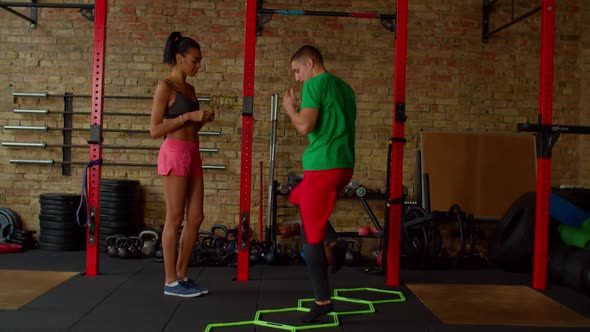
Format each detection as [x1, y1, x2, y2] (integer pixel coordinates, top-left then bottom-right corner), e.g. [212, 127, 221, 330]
[202, 110, 215, 123]
[187, 110, 214, 123]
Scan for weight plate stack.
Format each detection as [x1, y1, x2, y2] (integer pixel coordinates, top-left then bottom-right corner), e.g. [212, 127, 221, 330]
[38, 193, 86, 251]
[0, 207, 22, 243]
[99, 179, 144, 252]
[7, 230, 37, 250]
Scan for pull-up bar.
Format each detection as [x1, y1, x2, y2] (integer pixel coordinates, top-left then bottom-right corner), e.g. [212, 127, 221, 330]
[0, 2, 95, 28]
[483, 0, 542, 43]
[258, 8, 395, 19]
[0, 2, 94, 9]
[256, 1, 396, 35]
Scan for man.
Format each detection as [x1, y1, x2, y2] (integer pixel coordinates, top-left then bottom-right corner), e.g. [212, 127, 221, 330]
[282, 45, 357, 323]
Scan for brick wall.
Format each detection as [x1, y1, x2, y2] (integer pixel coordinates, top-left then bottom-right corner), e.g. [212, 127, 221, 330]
[579, 2, 590, 187]
[0, 0, 586, 236]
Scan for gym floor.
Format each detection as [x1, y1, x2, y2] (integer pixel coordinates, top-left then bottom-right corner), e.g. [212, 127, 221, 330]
[1, 250, 590, 332]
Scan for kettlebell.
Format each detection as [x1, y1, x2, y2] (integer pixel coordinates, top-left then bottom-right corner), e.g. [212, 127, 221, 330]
[139, 229, 159, 257]
[358, 225, 371, 236]
[210, 224, 228, 239]
[128, 236, 143, 258]
[249, 242, 263, 264]
[264, 245, 278, 265]
[210, 224, 229, 251]
[198, 231, 214, 249]
[344, 239, 361, 265]
[106, 234, 124, 258]
[224, 227, 238, 254]
[116, 237, 131, 259]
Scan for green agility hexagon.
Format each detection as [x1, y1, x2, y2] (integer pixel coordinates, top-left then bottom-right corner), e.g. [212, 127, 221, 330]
[204, 287, 405, 331]
[255, 307, 339, 330]
[298, 296, 375, 316]
[333, 287, 406, 304]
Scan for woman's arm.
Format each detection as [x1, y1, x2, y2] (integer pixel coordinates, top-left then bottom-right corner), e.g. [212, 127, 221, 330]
[185, 84, 213, 132]
[149, 81, 186, 139]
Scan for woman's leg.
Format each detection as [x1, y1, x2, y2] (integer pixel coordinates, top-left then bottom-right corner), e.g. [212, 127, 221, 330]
[177, 175, 204, 280]
[162, 174, 189, 284]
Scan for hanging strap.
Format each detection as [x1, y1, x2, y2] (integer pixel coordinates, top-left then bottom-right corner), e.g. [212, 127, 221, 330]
[76, 158, 103, 227]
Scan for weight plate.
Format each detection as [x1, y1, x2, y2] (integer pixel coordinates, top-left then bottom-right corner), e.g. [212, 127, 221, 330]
[99, 227, 133, 236]
[40, 220, 81, 230]
[100, 214, 129, 225]
[39, 214, 77, 223]
[8, 232, 32, 241]
[10, 229, 35, 236]
[39, 198, 80, 207]
[98, 221, 133, 229]
[100, 188, 139, 196]
[40, 200, 80, 208]
[39, 235, 83, 245]
[39, 193, 80, 202]
[100, 209, 137, 222]
[41, 228, 83, 238]
[2, 208, 22, 230]
[39, 210, 79, 219]
[0, 209, 15, 242]
[40, 210, 81, 220]
[101, 178, 140, 188]
[38, 241, 82, 251]
[99, 190, 140, 200]
[99, 200, 137, 209]
[101, 212, 140, 222]
[7, 238, 36, 248]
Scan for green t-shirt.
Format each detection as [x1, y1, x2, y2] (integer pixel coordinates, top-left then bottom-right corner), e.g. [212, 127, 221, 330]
[300, 72, 356, 170]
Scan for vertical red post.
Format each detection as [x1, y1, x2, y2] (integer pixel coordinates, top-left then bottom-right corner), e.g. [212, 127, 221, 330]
[386, 0, 408, 286]
[237, 0, 257, 282]
[86, 0, 107, 276]
[532, 0, 555, 290]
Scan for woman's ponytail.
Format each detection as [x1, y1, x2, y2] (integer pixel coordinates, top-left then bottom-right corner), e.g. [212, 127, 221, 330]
[163, 31, 182, 65]
[162, 31, 201, 66]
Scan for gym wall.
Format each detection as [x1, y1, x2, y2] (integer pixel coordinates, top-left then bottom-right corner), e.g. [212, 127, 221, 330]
[0, 0, 588, 234]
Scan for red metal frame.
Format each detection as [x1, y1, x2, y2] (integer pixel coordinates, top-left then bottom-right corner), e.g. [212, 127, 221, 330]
[532, 0, 555, 290]
[386, 0, 407, 287]
[86, 0, 107, 276]
[237, 0, 258, 282]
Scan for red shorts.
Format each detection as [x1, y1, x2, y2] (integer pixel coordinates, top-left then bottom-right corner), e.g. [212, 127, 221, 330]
[289, 168, 353, 244]
[157, 138, 203, 177]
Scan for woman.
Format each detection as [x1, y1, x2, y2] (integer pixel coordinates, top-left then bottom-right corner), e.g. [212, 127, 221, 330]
[150, 31, 214, 298]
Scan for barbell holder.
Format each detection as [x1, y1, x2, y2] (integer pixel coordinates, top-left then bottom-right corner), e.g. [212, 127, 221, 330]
[12, 92, 211, 103]
[1, 142, 218, 152]
[2, 125, 221, 136]
[9, 159, 226, 169]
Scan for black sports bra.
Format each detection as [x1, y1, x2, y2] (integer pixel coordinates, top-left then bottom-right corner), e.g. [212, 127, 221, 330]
[163, 79, 200, 119]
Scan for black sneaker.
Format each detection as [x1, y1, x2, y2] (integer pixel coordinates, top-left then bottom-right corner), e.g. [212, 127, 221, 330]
[301, 302, 334, 323]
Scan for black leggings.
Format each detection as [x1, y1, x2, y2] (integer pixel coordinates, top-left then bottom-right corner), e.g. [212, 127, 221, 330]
[301, 221, 338, 302]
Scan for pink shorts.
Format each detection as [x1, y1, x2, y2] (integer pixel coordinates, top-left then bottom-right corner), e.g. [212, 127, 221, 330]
[157, 138, 203, 177]
[289, 168, 353, 244]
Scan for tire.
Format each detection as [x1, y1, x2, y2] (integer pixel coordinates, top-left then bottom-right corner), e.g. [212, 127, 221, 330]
[488, 192, 536, 272]
[548, 243, 570, 283]
[562, 246, 590, 291]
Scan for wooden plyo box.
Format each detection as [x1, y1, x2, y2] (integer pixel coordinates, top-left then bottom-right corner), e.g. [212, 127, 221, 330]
[420, 131, 537, 218]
